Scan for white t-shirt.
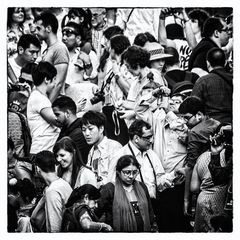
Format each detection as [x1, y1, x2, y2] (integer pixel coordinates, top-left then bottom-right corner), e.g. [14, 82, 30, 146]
[27, 90, 60, 154]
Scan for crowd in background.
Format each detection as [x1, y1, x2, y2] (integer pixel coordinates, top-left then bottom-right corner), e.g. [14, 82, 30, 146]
[7, 7, 233, 233]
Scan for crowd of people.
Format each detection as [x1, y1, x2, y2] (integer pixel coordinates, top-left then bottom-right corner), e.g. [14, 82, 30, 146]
[7, 7, 233, 233]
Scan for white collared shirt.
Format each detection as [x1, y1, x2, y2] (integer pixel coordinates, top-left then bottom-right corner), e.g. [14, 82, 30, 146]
[87, 136, 122, 188]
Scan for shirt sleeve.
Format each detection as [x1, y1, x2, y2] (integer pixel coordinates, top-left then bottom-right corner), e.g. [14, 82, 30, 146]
[45, 190, 63, 232]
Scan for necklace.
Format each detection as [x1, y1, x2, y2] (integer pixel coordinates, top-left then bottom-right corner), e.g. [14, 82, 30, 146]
[122, 184, 133, 193]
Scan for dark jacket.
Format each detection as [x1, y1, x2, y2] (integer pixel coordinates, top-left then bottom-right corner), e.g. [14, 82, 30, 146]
[57, 118, 91, 163]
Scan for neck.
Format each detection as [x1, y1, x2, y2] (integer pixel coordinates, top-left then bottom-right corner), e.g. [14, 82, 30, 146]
[46, 34, 58, 47]
[36, 85, 48, 96]
[66, 115, 77, 127]
[43, 172, 59, 186]
[140, 67, 149, 80]
[94, 135, 104, 147]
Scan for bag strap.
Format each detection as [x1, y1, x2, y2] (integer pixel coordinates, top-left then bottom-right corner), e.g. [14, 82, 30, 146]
[126, 8, 135, 23]
[128, 143, 145, 183]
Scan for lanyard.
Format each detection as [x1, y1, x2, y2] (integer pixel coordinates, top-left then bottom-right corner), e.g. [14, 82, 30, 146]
[127, 143, 145, 184]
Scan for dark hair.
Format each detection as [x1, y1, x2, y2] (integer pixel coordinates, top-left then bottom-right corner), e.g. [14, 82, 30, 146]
[133, 32, 157, 47]
[63, 21, 83, 38]
[53, 137, 86, 188]
[12, 178, 36, 203]
[20, 62, 38, 74]
[7, 7, 26, 30]
[98, 26, 124, 72]
[122, 45, 150, 70]
[35, 150, 56, 173]
[207, 47, 226, 68]
[17, 34, 41, 50]
[67, 8, 92, 29]
[103, 25, 123, 40]
[128, 119, 151, 140]
[188, 9, 210, 34]
[164, 47, 179, 66]
[202, 17, 224, 38]
[110, 34, 130, 56]
[8, 138, 15, 151]
[52, 96, 77, 115]
[81, 111, 106, 129]
[34, 11, 58, 34]
[179, 96, 205, 115]
[116, 155, 140, 173]
[65, 184, 101, 208]
[32, 61, 57, 86]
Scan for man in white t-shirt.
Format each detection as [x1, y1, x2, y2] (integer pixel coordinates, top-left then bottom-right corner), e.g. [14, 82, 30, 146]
[27, 61, 61, 155]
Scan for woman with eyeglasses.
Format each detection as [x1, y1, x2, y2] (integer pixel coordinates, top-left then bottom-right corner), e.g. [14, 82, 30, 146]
[53, 136, 97, 189]
[96, 155, 154, 232]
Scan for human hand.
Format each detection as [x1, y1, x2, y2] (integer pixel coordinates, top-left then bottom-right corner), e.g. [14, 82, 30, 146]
[76, 98, 87, 112]
[159, 8, 171, 19]
[102, 223, 113, 231]
[118, 109, 135, 120]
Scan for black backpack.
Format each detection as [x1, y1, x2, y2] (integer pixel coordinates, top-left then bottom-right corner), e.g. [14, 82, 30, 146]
[62, 203, 91, 232]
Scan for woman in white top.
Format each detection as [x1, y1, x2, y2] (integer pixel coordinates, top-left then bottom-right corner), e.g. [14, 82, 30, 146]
[53, 136, 97, 189]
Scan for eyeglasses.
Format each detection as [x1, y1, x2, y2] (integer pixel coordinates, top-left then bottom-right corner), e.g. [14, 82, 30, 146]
[121, 169, 139, 177]
[19, 77, 33, 87]
[140, 135, 154, 142]
[220, 28, 229, 33]
[181, 114, 195, 122]
[62, 29, 78, 37]
[92, 12, 104, 19]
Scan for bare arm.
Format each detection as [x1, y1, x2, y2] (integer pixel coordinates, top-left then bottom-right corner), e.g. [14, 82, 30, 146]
[49, 63, 68, 102]
[40, 107, 61, 127]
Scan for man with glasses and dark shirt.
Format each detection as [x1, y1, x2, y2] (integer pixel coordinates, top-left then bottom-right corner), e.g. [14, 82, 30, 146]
[188, 17, 230, 77]
[176, 96, 220, 219]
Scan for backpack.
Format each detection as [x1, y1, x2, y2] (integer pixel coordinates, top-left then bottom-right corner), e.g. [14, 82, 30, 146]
[8, 109, 32, 157]
[61, 203, 88, 232]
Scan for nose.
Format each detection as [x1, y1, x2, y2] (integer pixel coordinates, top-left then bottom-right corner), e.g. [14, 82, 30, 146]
[84, 128, 91, 136]
[56, 156, 62, 163]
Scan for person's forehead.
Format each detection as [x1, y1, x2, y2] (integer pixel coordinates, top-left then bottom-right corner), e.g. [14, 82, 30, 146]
[27, 44, 40, 50]
[52, 106, 64, 113]
[82, 123, 98, 128]
[91, 8, 105, 14]
[171, 96, 183, 101]
[122, 164, 138, 170]
[141, 127, 153, 136]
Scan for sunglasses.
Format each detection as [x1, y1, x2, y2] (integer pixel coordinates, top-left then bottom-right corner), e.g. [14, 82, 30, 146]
[19, 77, 33, 87]
[62, 29, 78, 37]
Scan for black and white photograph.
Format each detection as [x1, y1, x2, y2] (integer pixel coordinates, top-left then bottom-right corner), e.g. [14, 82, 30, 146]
[1, 1, 239, 239]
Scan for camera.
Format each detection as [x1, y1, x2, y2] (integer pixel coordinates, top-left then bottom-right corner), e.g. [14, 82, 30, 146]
[90, 71, 115, 105]
[90, 90, 105, 105]
[168, 8, 183, 16]
[211, 128, 232, 147]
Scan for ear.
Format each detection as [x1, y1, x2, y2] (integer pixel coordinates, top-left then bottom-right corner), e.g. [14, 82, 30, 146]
[133, 135, 139, 143]
[76, 35, 82, 46]
[206, 60, 211, 71]
[79, 16, 84, 23]
[99, 125, 104, 134]
[196, 111, 204, 121]
[213, 29, 220, 38]
[18, 46, 24, 54]
[84, 193, 89, 201]
[46, 25, 52, 33]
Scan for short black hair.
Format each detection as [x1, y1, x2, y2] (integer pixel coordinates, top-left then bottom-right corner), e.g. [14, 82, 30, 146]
[202, 17, 224, 38]
[103, 25, 123, 40]
[32, 61, 57, 86]
[34, 11, 58, 34]
[17, 34, 41, 50]
[63, 21, 83, 38]
[20, 62, 38, 74]
[207, 47, 226, 68]
[81, 110, 106, 128]
[164, 47, 179, 66]
[110, 34, 130, 56]
[133, 32, 157, 47]
[122, 45, 150, 70]
[35, 150, 56, 173]
[179, 96, 205, 115]
[128, 119, 151, 140]
[116, 155, 140, 173]
[52, 96, 77, 115]
[188, 9, 210, 33]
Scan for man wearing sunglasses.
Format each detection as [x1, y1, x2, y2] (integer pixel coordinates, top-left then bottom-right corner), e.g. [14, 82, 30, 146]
[177, 96, 220, 218]
[61, 21, 97, 85]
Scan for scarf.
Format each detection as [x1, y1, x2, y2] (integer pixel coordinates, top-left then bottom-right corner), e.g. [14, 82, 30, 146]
[112, 178, 151, 232]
